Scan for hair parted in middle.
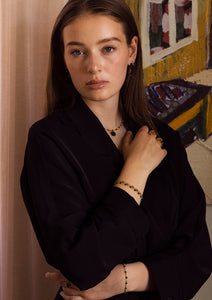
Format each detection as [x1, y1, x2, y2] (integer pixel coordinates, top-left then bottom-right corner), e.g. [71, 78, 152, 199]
[46, 0, 155, 130]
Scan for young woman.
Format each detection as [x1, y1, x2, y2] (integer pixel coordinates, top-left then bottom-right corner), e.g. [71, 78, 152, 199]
[20, 0, 212, 299]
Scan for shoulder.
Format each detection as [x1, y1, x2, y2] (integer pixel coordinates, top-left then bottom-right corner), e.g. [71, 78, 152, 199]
[153, 119, 187, 169]
[28, 109, 74, 142]
[25, 107, 86, 158]
[153, 118, 182, 150]
[154, 118, 179, 140]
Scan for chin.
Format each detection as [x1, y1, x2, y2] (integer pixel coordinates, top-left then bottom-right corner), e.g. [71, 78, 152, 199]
[82, 93, 113, 103]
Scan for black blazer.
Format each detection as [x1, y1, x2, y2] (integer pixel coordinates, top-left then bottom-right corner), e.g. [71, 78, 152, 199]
[21, 98, 212, 300]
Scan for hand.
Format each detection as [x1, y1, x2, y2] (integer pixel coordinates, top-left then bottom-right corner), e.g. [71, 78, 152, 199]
[45, 264, 124, 300]
[116, 126, 167, 204]
[45, 271, 75, 289]
[45, 271, 82, 299]
[122, 126, 167, 176]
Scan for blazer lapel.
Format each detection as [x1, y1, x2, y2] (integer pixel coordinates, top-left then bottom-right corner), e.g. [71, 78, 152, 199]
[66, 98, 116, 156]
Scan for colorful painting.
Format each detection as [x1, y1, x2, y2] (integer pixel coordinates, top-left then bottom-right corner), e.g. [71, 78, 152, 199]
[149, 0, 170, 55]
[148, 0, 194, 56]
[145, 79, 212, 146]
[175, 0, 192, 42]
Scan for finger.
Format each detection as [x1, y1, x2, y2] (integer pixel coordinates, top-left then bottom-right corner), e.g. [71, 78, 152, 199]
[62, 287, 83, 296]
[69, 282, 80, 290]
[61, 281, 80, 290]
[149, 130, 157, 137]
[139, 125, 149, 133]
[45, 272, 63, 281]
[156, 137, 164, 146]
[60, 291, 83, 300]
[163, 149, 167, 157]
[61, 281, 71, 288]
[60, 291, 71, 300]
[122, 131, 133, 145]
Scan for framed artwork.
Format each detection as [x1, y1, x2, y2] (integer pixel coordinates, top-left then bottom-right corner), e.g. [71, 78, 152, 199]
[140, 0, 198, 67]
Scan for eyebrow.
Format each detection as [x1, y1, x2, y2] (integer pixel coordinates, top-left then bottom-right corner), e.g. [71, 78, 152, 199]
[65, 37, 121, 48]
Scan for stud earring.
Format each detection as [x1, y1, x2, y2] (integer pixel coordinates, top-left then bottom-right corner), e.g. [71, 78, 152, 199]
[128, 62, 135, 74]
[131, 60, 135, 67]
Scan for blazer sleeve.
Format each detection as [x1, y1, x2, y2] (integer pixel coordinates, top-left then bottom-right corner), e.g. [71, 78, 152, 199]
[143, 130, 212, 300]
[20, 127, 149, 290]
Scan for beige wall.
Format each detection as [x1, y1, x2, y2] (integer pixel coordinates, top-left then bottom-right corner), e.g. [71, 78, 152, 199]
[192, 207, 212, 300]
[186, 70, 212, 299]
[0, 1, 65, 299]
[185, 79, 212, 299]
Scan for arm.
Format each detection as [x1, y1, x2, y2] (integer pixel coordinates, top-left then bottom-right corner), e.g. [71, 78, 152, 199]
[46, 262, 156, 299]
[21, 125, 162, 290]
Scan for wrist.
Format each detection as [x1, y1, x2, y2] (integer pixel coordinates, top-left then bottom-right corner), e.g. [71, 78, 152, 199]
[120, 163, 149, 192]
[115, 166, 149, 205]
[114, 180, 143, 205]
[125, 262, 156, 293]
[111, 264, 126, 295]
[124, 158, 150, 176]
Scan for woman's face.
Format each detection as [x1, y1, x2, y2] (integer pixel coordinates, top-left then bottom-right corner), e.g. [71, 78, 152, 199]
[63, 14, 137, 105]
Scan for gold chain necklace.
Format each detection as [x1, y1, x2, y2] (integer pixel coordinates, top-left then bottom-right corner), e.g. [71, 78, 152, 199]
[105, 120, 124, 136]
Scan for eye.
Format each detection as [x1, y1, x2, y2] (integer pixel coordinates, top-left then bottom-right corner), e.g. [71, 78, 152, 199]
[71, 49, 84, 56]
[104, 46, 115, 53]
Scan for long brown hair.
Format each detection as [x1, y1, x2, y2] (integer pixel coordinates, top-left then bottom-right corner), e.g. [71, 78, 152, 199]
[46, 0, 154, 129]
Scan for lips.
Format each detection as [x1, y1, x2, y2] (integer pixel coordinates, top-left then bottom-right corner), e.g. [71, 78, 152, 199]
[86, 79, 108, 89]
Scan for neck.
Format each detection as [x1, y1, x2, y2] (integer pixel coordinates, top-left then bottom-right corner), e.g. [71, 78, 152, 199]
[82, 98, 122, 129]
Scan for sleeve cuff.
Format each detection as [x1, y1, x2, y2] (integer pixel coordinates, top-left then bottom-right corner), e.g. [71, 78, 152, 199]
[98, 187, 150, 240]
[143, 254, 181, 300]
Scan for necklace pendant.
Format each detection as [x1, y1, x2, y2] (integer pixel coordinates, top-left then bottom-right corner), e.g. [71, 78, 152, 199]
[105, 120, 123, 137]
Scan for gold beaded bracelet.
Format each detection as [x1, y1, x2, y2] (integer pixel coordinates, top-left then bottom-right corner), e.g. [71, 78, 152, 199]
[123, 263, 128, 293]
[114, 180, 143, 200]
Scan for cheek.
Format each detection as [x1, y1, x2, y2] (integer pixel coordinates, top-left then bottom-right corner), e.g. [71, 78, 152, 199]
[111, 56, 128, 82]
[66, 66, 84, 92]
[64, 54, 79, 75]
[66, 62, 82, 84]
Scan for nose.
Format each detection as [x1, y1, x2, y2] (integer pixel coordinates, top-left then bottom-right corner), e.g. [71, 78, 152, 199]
[86, 53, 102, 74]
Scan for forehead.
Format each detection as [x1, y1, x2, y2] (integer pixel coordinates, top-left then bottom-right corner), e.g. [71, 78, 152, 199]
[63, 14, 127, 44]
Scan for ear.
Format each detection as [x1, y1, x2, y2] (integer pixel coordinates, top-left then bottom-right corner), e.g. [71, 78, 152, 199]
[128, 36, 138, 65]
